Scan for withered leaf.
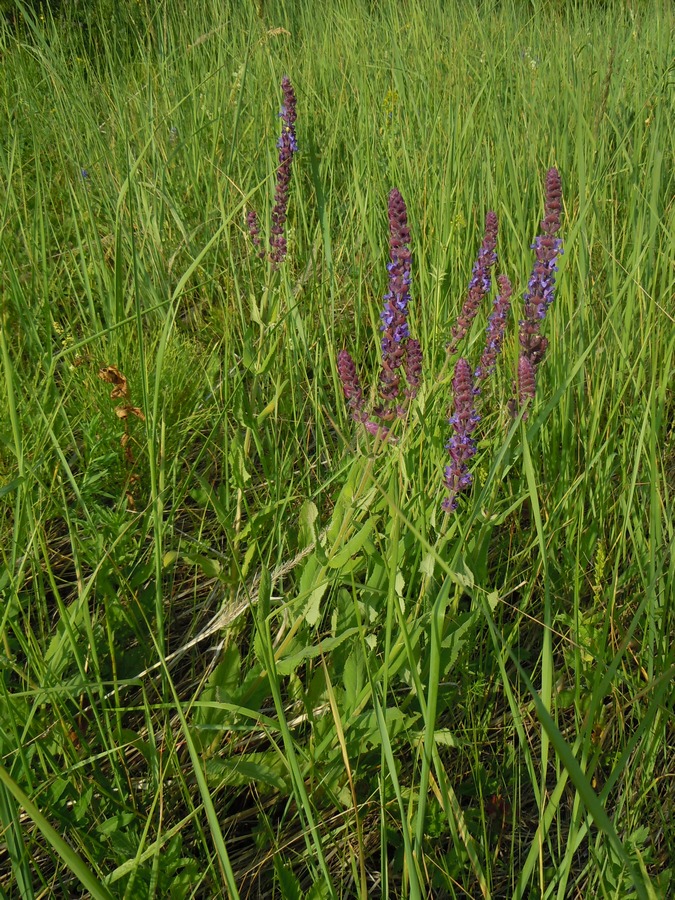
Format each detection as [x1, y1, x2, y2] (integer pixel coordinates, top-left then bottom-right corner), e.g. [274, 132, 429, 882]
[98, 365, 129, 399]
[114, 405, 145, 421]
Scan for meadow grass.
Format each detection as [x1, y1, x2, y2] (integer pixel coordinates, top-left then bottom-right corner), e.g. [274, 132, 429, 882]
[0, 0, 673, 896]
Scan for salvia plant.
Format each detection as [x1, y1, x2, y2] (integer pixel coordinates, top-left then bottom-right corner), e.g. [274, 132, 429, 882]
[338, 188, 422, 438]
[247, 75, 298, 268]
[336, 169, 563, 513]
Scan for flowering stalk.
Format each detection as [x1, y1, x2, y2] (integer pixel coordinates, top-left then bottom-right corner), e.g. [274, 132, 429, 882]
[475, 274, 512, 384]
[337, 189, 421, 437]
[448, 211, 498, 354]
[512, 168, 563, 413]
[519, 168, 563, 373]
[404, 338, 423, 400]
[246, 209, 265, 259]
[377, 188, 413, 414]
[442, 358, 479, 512]
[337, 350, 396, 441]
[337, 350, 365, 420]
[269, 76, 298, 268]
[517, 354, 536, 410]
[247, 76, 298, 267]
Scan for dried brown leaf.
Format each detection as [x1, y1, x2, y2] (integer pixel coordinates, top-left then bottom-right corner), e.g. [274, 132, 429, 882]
[98, 365, 129, 399]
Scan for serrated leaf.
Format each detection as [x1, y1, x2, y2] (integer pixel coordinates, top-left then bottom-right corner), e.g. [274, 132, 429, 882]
[449, 558, 474, 591]
[274, 858, 302, 900]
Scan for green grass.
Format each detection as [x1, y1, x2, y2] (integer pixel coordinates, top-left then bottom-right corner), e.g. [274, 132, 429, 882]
[0, 0, 673, 896]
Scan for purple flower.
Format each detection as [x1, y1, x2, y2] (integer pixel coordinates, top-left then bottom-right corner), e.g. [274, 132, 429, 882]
[510, 168, 563, 415]
[475, 274, 512, 383]
[337, 189, 422, 436]
[404, 338, 422, 400]
[517, 354, 536, 415]
[448, 211, 498, 354]
[377, 188, 413, 416]
[519, 168, 563, 371]
[246, 208, 265, 259]
[337, 349, 365, 419]
[442, 358, 480, 512]
[269, 76, 298, 268]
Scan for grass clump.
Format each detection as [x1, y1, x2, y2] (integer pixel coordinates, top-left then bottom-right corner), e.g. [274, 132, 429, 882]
[1, 0, 673, 897]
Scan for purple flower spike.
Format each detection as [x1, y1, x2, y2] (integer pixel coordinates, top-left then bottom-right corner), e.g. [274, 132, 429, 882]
[378, 188, 413, 416]
[269, 76, 298, 269]
[509, 168, 563, 415]
[449, 211, 498, 354]
[337, 350, 365, 419]
[404, 338, 423, 400]
[475, 274, 512, 383]
[337, 189, 422, 437]
[519, 168, 563, 371]
[442, 358, 480, 512]
[517, 354, 536, 416]
[246, 208, 265, 259]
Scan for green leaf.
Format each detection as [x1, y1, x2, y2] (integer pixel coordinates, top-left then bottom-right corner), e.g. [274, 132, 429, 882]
[299, 499, 319, 549]
[276, 628, 359, 676]
[327, 519, 374, 568]
[274, 857, 303, 900]
[205, 754, 288, 792]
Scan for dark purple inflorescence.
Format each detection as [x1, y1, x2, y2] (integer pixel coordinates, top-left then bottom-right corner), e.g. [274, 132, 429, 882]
[449, 212, 499, 355]
[337, 189, 422, 437]
[475, 274, 513, 384]
[377, 188, 414, 415]
[442, 358, 480, 512]
[337, 349, 365, 419]
[246, 209, 265, 259]
[517, 355, 536, 409]
[404, 338, 423, 401]
[509, 169, 563, 416]
[515, 168, 563, 406]
[269, 76, 298, 268]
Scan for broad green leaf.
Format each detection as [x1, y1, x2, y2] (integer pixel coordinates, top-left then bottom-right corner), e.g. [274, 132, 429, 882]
[327, 519, 374, 568]
[276, 628, 359, 676]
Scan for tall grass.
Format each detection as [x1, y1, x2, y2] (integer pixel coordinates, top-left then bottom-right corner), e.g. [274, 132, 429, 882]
[1, 0, 673, 897]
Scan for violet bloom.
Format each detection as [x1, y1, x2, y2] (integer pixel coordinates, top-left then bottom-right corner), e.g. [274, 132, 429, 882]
[269, 76, 298, 268]
[442, 358, 480, 512]
[378, 188, 412, 416]
[448, 212, 498, 354]
[519, 168, 563, 372]
[475, 274, 512, 383]
[337, 349, 365, 420]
